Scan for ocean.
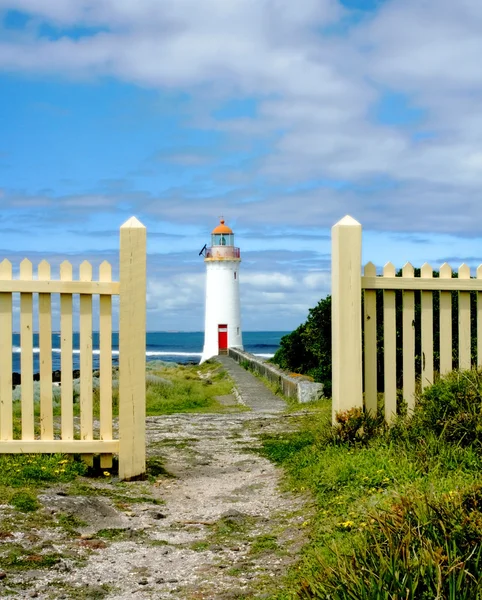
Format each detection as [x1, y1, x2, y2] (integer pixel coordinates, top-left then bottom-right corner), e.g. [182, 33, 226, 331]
[11, 331, 288, 373]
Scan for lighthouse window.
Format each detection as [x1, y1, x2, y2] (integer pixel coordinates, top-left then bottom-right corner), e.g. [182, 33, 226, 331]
[234, 272, 237, 280]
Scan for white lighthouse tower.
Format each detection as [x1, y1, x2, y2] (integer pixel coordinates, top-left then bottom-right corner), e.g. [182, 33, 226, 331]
[200, 218, 243, 363]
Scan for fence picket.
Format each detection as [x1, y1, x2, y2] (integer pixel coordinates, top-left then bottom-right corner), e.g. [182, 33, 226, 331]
[478, 265, 482, 369]
[458, 264, 471, 370]
[19, 259, 34, 440]
[402, 263, 415, 413]
[439, 263, 453, 375]
[38, 260, 53, 439]
[99, 261, 113, 469]
[60, 261, 74, 441]
[421, 263, 434, 389]
[0, 260, 13, 441]
[79, 261, 93, 466]
[383, 263, 397, 422]
[363, 262, 377, 416]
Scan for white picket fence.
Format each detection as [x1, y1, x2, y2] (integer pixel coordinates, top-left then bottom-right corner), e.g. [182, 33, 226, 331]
[332, 215, 482, 424]
[0, 217, 146, 480]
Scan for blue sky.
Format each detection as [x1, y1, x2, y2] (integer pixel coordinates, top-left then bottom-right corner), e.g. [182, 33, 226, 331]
[1, 0, 481, 331]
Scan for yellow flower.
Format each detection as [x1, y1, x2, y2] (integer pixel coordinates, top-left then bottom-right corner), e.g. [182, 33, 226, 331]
[339, 520, 354, 528]
[103, 471, 110, 477]
[59, 459, 68, 465]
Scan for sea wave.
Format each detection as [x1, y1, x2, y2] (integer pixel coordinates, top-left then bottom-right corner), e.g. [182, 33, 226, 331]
[146, 351, 202, 357]
[13, 346, 201, 358]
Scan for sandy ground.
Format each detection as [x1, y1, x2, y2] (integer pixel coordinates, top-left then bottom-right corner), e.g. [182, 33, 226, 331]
[0, 387, 310, 599]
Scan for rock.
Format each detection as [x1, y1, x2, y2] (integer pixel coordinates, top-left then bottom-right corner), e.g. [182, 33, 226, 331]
[220, 509, 249, 526]
[28, 591, 39, 598]
[0, 570, 6, 579]
[153, 512, 167, 519]
[219, 588, 248, 599]
[138, 579, 149, 585]
[38, 495, 131, 535]
[146, 374, 173, 386]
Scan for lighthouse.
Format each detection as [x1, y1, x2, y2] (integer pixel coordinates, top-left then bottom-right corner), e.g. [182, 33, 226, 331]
[200, 218, 243, 363]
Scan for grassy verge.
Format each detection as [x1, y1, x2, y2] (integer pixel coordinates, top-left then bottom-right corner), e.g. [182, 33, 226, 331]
[10, 360, 237, 438]
[260, 369, 482, 599]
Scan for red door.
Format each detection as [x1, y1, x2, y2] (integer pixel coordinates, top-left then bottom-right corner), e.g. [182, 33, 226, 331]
[218, 324, 228, 353]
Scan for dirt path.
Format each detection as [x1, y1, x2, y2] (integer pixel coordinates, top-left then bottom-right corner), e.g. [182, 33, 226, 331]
[1, 359, 309, 599]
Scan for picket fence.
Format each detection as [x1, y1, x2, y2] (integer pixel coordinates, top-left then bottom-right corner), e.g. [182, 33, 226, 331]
[0, 217, 146, 480]
[332, 216, 482, 424]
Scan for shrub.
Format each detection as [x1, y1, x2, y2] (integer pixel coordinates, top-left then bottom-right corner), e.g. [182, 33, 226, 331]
[10, 491, 39, 512]
[315, 486, 482, 599]
[411, 369, 482, 448]
[333, 407, 384, 445]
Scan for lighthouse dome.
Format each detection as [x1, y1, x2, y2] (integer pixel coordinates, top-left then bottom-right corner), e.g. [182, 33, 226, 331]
[212, 219, 233, 235]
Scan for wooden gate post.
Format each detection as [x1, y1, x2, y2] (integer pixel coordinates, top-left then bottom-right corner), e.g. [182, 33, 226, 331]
[331, 216, 363, 423]
[119, 217, 147, 480]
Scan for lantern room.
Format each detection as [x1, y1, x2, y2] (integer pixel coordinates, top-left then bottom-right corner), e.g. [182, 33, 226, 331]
[211, 219, 234, 246]
[204, 218, 240, 261]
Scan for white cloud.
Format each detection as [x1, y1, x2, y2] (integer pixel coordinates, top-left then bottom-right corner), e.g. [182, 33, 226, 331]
[242, 272, 296, 290]
[2, 0, 481, 198]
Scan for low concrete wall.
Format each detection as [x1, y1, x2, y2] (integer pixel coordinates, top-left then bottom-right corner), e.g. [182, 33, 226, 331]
[228, 348, 324, 404]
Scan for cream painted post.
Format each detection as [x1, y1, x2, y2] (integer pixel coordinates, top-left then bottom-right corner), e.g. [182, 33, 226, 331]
[331, 216, 363, 423]
[478, 266, 482, 369]
[0, 260, 13, 441]
[119, 217, 146, 480]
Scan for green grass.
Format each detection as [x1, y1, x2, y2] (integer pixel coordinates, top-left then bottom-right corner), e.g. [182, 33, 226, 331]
[143, 361, 235, 415]
[0, 453, 87, 509]
[9, 490, 40, 512]
[250, 534, 279, 554]
[259, 369, 482, 599]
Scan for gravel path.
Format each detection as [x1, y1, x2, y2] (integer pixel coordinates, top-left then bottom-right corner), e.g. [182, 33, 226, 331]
[1, 358, 309, 600]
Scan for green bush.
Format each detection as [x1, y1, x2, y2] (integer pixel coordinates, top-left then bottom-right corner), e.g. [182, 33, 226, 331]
[410, 369, 482, 448]
[10, 491, 39, 512]
[333, 407, 384, 446]
[273, 296, 332, 394]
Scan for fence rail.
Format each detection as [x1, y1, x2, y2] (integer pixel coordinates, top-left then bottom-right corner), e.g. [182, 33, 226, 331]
[332, 215, 482, 425]
[0, 217, 146, 480]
